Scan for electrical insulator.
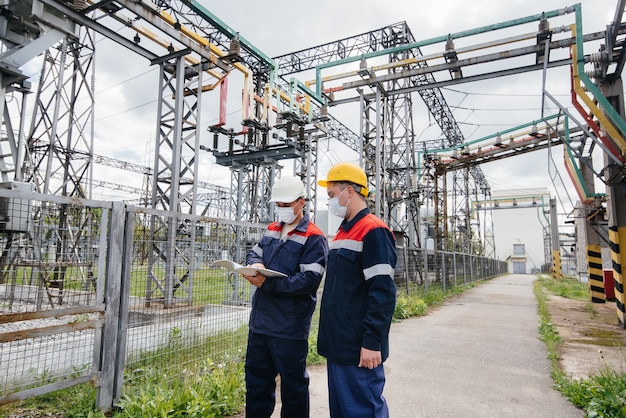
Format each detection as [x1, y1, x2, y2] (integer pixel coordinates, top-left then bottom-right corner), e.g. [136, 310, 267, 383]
[587, 51, 608, 64]
[445, 37, 455, 54]
[71, 0, 89, 10]
[585, 69, 603, 80]
[360, 57, 367, 71]
[229, 37, 241, 57]
[538, 16, 550, 33]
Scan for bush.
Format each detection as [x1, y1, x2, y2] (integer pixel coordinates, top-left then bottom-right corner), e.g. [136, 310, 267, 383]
[114, 358, 244, 417]
[306, 332, 326, 365]
[393, 294, 428, 321]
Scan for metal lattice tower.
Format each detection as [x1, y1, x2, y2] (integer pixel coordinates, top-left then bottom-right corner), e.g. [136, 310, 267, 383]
[25, 32, 95, 198]
[274, 21, 492, 251]
[146, 53, 205, 307]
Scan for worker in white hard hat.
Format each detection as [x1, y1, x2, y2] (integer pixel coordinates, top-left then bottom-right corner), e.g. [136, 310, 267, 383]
[242, 174, 329, 418]
[317, 162, 397, 418]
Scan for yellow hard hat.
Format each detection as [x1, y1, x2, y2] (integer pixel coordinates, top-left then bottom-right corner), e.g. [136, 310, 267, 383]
[318, 162, 369, 197]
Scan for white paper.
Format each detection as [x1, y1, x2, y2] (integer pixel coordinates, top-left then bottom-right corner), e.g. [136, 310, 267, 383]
[213, 259, 287, 278]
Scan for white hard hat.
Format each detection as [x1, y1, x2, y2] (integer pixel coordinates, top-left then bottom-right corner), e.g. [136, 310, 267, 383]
[270, 175, 305, 203]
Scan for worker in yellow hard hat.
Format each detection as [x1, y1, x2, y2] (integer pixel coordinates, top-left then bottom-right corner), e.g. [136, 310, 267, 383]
[316, 162, 397, 417]
[317, 162, 369, 221]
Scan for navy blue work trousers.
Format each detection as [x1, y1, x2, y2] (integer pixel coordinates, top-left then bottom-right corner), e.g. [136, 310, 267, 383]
[245, 331, 309, 418]
[326, 360, 389, 418]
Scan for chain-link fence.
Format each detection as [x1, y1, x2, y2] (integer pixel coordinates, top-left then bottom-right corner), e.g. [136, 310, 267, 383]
[118, 206, 264, 397]
[0, 187, 506, 410]
[395, 247, 507, 295]
[0, 189, 111, 405]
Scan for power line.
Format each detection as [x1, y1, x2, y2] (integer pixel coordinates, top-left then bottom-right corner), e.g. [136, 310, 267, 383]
[442, 87, 570, 98]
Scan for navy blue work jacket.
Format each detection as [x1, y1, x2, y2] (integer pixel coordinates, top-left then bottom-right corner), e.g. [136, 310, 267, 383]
[246, 213, 328, 340]
[317, 208, 397, 365]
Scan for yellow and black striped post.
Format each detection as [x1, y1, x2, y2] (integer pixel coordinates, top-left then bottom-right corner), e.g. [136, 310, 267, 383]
[551, 250, 562, 280]
[598, 77, 626, 327]
[587, 243, 605, 303]
[609, 226, 625, 326]
[548, 198, 563, 280]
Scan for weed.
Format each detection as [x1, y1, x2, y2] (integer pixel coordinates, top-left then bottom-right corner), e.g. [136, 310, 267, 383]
[114, 358, 244, 417]
[393, 294, 428, 321]
[536, 275, 626, 417]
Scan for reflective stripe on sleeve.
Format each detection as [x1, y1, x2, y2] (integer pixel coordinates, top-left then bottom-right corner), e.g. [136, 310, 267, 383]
[300, 262, 325, 275]
[363, 263, 395, 280]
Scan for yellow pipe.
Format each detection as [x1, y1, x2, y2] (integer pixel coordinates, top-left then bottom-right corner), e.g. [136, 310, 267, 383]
[570, 25, 626, 155]
[157, 10, 260, 128]
[262, 84, 271, 124]
[132, 23, 230, 84]
[158, 9, 317, 120]
[158, 10, 249, 76]
[563, 144, 594, 204]
[272, 87, 306, 113]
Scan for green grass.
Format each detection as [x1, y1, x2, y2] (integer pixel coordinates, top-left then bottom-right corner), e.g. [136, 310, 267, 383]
[0, 327, 248, 418]
[555, 367, 626, 417]
[115, 358, 245, 417]
[538, 274, 590, 301]
[0, 384, 101, 418]
[129, 265, 248, 305]
[1, 357, 246, 418]
[3, 264, 243, 306]
[393, 294, 428, 320]
[393, 280, 478, 321]
[535, 274, 626, 417]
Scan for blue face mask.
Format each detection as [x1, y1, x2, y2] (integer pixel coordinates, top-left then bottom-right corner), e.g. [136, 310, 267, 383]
[328, 188, 348, 218]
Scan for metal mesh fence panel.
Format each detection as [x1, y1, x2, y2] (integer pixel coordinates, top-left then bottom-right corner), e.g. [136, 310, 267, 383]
[394, 247, 508, 296]
[119, 208, 266, 392]
[0, 189, 109, 403]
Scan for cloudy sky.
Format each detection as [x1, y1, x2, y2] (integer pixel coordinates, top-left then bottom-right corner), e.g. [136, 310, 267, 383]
[25, 0, 618, 264]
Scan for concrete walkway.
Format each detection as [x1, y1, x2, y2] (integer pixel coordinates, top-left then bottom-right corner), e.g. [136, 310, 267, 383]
[291, 274, 583, 417]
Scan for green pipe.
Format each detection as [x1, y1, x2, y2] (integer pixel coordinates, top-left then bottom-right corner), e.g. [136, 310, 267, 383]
[184, 0, 276, 70]
[415, 113, 561, 190]
[315, 6, 575, 96]
[290, 78, 325, 107]
[563, 117, 605, 200]
[573, 4, 626, 141]
[426, 114, 560, 154]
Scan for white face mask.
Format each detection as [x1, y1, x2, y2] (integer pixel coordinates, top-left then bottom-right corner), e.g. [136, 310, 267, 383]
[276, 206, 298, 224]
[328, 188, 349, 219]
